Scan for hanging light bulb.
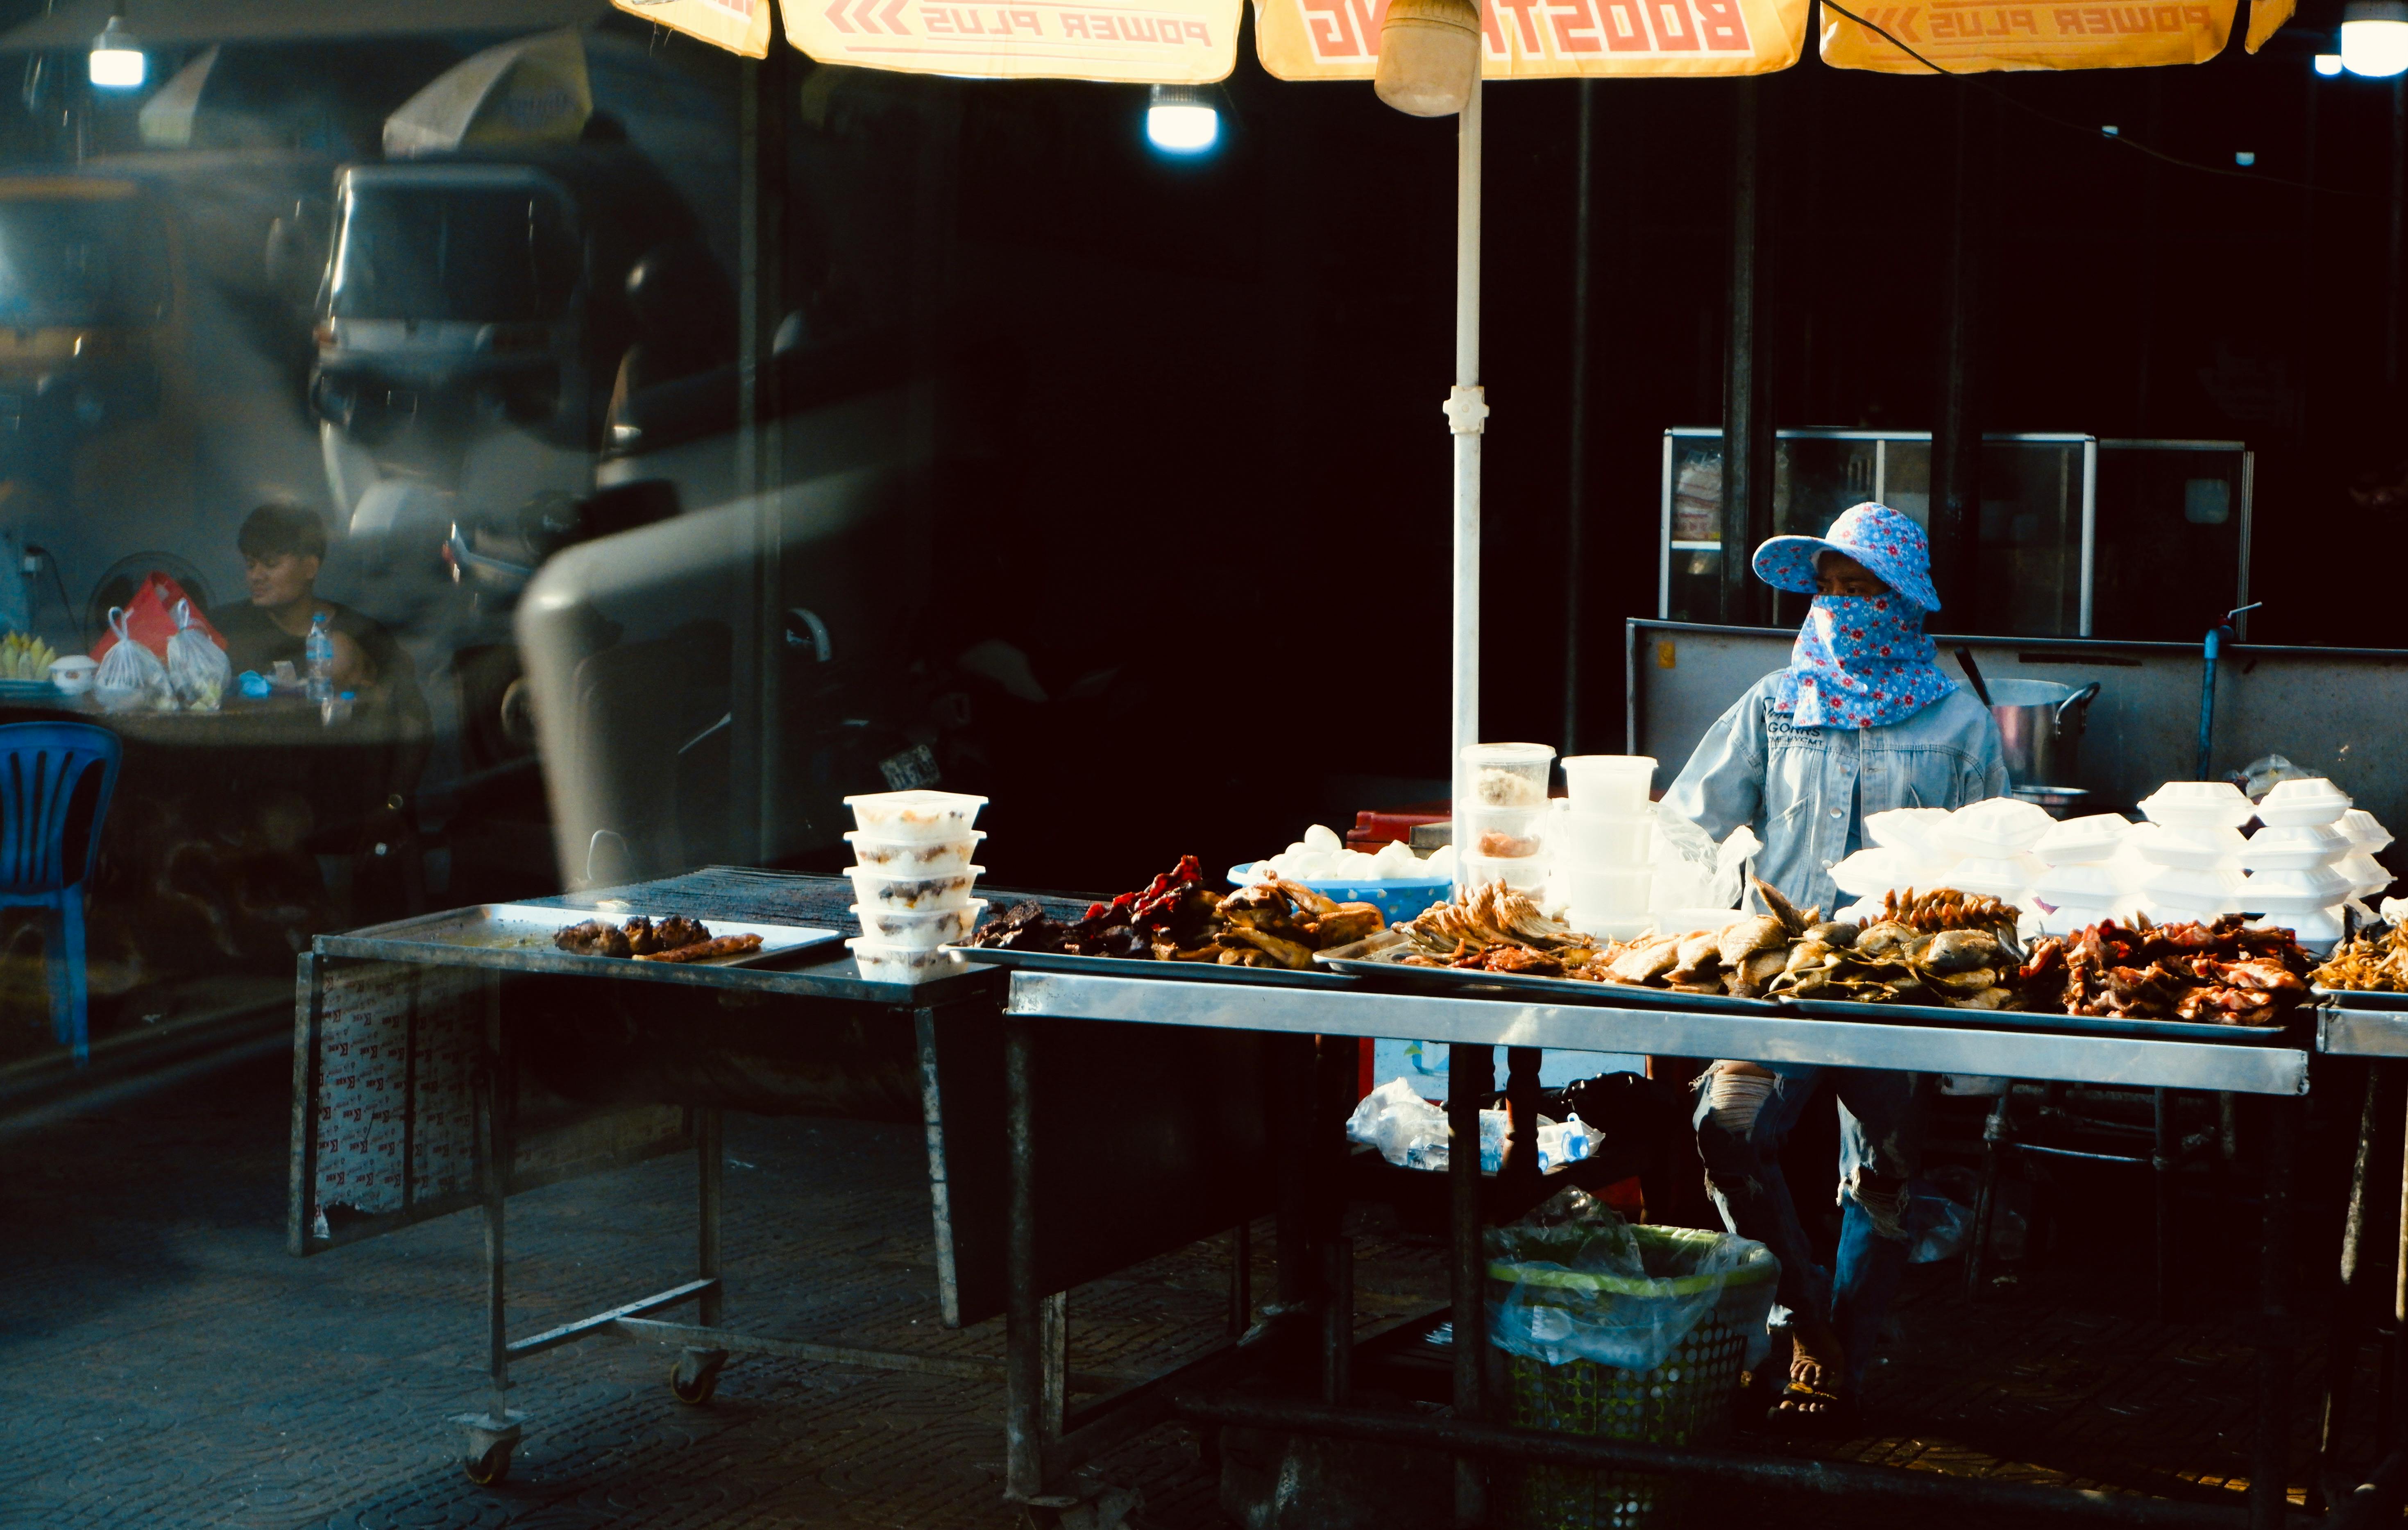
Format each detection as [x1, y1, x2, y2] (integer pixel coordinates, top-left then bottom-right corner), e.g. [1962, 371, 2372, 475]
[88, 14, 145, 89]
[2315, 52, 2346, 74]
[1145, 85, 1218, 154]
[1374, 0, 1481, 117]
[2342, 0, 2408, 77]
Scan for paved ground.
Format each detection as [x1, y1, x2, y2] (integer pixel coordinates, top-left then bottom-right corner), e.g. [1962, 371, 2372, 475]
[0, 1043, 2356, 1529]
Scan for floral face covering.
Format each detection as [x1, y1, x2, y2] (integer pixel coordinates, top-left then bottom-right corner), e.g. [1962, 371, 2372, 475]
[1771, 593, 1957, 729]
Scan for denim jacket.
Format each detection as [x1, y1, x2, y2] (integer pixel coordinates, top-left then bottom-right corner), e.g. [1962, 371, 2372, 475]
[1662, 671, 2009, 915]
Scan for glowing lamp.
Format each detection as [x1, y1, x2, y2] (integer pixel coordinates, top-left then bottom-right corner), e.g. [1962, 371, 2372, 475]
[2343, 0, 2408, 77]
[88, 15, 145, 88]
[1374, 0, 1481, 118]
[1145, 85, 1218, 154]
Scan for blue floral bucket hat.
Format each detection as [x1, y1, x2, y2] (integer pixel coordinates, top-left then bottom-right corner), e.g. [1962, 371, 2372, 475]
[1750, 502, 1942, 613]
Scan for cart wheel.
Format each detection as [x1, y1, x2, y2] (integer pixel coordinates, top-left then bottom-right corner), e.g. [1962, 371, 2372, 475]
[669, 1346, 730, 1406]
[464, 1439, 514, 1486]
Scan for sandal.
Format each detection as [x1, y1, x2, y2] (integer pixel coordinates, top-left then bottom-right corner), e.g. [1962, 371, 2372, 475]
[1764, 1379, 1859, 1437]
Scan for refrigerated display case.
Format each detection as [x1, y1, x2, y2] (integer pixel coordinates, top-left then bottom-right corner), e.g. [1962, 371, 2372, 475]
[1657, 428, 2250, 641]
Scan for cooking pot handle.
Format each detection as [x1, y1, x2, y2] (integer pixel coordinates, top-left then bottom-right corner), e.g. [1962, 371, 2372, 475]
[2054, 681, 2102, 733]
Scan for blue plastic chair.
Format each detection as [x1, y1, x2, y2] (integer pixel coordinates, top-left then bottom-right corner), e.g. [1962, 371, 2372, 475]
[0, 723, 122, 1066]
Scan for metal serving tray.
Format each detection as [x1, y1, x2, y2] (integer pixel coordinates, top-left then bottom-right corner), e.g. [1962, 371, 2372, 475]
[329, 903, 842, 971]
[946, 943, 1358, 989]
[1315, 940, 1782, 1016]
[2312, 986, 2408, 1011]
[1787, 995, 2290, 1045]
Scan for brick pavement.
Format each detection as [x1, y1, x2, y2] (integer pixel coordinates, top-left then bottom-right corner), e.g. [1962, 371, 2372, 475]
[0, 1045, 2350, 1528]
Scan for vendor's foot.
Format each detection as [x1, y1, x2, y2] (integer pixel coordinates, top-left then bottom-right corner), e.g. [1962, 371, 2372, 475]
[1765, 1324, 1855, 1435]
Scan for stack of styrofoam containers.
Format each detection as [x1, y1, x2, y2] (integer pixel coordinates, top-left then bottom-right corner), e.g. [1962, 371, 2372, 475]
[1457, 743, 1555, 895]
[1931, 798, 2056, 913]
[2133, 782, 2254, 925]
[2336, 807, 2397, 906]
[2241, 777, 2355, 950]
[1554, 755, 1658, 942]
[1825, 807, 1959, 923]
[2030, 813, 2138, 936]
[841, 789, 988, 984]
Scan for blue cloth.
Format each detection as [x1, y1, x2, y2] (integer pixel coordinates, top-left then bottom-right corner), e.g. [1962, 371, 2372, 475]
[1662, 671, 2007, 914]
[1693, 1062, 1924, 1395]
[1753, 501, 1943, 613]
[1771, 593, 1957, 730]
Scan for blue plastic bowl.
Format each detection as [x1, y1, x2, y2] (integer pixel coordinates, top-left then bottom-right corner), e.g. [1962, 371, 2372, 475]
[1227, 863, 1452, 928]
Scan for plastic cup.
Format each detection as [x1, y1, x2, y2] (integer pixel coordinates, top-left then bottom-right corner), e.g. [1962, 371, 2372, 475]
[847, 937, 969, 985]
[1554, 809, 1651, 868]
[1565, 864, 1652, 916]
[843, 864, 981, 912]
[1460, 743, 1555, 809]
[1559, 755, 1656, 816]
[851, 899, 985, 950]
[843, 831, 985, 875]
[843, 789, 987, 843]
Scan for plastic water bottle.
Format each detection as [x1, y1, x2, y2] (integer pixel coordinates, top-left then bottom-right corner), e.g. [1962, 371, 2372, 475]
[304, 611, 334, 704]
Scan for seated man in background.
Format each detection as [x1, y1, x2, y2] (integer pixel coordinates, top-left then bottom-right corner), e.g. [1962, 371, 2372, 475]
[215, 504, 410, 700]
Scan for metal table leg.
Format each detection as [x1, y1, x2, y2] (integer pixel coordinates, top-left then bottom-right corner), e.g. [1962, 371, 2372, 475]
[1449, 1041, 1492, 1529]
[455, 972, 522, 1485]
[672, 1106, 731, 1406]
[2252, 1093, 2299, 1530]
[1003, 1014, 1068, 1505]
[2320, 1063, 2387, 1503]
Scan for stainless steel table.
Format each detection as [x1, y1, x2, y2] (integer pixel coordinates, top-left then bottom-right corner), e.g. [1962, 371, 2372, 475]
[1004, 968, 2308, 1528]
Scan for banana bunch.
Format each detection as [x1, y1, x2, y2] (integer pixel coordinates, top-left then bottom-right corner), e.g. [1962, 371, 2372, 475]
[0, 632, 57, 681]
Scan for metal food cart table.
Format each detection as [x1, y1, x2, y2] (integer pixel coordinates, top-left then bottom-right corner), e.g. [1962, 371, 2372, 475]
[1002, 970, 2309, 1528]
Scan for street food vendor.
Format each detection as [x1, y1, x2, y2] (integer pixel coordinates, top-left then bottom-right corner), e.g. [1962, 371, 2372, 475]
[1661, 501, 2008, 1432]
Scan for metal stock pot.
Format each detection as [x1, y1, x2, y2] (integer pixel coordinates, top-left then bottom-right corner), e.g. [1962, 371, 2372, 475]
[1987, 678, 2102, 789]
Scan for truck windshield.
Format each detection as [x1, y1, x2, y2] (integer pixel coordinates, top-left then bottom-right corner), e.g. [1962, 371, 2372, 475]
[0, 195, 169, 328]
[331, 182, 577, 324]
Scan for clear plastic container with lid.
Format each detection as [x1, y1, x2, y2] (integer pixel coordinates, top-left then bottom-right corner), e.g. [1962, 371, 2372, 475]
[2237, 822, 2348, 873]
[2032, 813, 2132, 866]
[843, 864, 981, 912]
[852, 900, 985, 950]
[1558, 755, 1656, 815]
[2255, 777, 2353, 828]
[1458, 850, 1549, 893]
[1554, 808, 1651, 867]
[1460, 743, 1555, 809]
[844, 789, 988, 843]
[1565, 864, 1652, 916]
[2138, 781, 2255, 832]
[1938, 797, 2055, 857]
[847, 937, 970, 985]
[843, 830, 985, 875]
[1461, 804, 1548, 859]
[2135, 825, 2246, 871]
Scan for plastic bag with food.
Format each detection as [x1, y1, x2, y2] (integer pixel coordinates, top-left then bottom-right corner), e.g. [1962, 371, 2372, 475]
[93, 607, 168, 712]
[164, 599, 229, 712]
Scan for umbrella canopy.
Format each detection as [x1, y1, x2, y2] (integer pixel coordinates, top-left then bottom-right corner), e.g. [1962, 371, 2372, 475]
[0, 0, 608, 50]
[383, 27, 594, 158]
[1817, 0, 2292, 72]
[1258, 0, 1809, 78]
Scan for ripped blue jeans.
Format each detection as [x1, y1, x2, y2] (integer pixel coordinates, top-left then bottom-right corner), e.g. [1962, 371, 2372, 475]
[1691, 1062, 1925, 1394]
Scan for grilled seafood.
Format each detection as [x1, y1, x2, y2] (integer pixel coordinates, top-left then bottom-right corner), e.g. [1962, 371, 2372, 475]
[1875, 887, 2021, 938]
[556, 915, 716, 959]
[968, 857, 1385, 968]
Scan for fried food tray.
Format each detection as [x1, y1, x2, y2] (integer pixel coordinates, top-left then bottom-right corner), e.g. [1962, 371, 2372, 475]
[1313, 940, 1782, 1015]
[946, 943, 1358, 988]
[323, 904, 842, 972]
[1786, 995, 2292, 1044]
[2313, 986, 2408, 1011]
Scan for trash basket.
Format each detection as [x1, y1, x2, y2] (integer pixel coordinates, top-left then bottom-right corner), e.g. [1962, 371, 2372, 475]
[1489, 1224, 1778, 1530]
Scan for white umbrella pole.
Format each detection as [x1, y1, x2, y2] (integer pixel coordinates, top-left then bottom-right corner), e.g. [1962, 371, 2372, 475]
[1448, 78, 1487, 846]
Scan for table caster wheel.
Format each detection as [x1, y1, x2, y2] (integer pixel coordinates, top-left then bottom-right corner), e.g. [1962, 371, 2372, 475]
[464, 1439, 513, 1485]
[670, 1346, 730, 1405]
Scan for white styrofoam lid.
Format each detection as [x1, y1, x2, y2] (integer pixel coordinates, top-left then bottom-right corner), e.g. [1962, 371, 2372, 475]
[2261, 776, 2351, 807]
[1941, 796, 2055, 852]
[1863, 807, 1955, 854]
[2032, 813, 2131, 864]
[2339, 808, 2395, 852]
[2245, 863, 2354, 902]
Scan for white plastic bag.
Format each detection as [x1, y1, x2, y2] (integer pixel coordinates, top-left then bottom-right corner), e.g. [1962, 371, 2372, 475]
[165, 598, 229, 712]
[93, 607, 167, 713]
[1346, 1078, 1450, 1170]
[1649, 806, 1762, 914]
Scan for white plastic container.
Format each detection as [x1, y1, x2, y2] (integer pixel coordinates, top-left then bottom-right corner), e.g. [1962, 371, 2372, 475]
[1459, 851, 1548, 893]
[845, 789, 988, 843]
[1565, 864, 1653, 916]
[1461, 743, 1555, 808]
[2251, 907, 2345, 951]
[851, 900, 985, 950]
[1944, 854, 2046, 900]
[2141, 865, 2247, 917]
[1864, 807, 1956, 856]
[843, 864, 981, 912]
[847, 937, 970, 985]
[2256, 777, 2353, 828]
[2339, 808, 2395, 855]
[1938, 797, 2055, 857]
[2244, 863, 2353, 908]
[2036, 862, 2123, 904]
[1566, 912, 1655, 944]
[2032, 813, 2131, 866]
[843, 831, 985, 875]
[1828, 847, 1918, 898]
[1462, 805, 1548, 859]
[2338, 852, 2394, 899]
[2237, 822, 2348, 873]
[2135, 825, 2246, 871]
[2138, 781, 2255, 832]
[1559, 755, 1656, 816]
[1553, 809, 1651, 867]
[2041, 902, 2122, 937]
